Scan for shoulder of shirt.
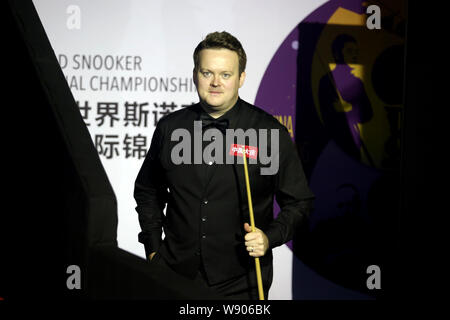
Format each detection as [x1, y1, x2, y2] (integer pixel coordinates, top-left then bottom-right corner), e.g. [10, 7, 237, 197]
[239, 99, 289, 133]
[155, 103, 199, 130]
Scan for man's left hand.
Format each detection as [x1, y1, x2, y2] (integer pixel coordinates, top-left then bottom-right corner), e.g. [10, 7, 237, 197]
[244, 223, 269, 257]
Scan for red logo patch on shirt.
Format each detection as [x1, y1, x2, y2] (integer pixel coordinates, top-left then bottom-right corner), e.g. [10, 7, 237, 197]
[229, 144, 258, 159]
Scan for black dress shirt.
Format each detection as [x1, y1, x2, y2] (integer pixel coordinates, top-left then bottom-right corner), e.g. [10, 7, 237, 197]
[134, 98, 314, 285]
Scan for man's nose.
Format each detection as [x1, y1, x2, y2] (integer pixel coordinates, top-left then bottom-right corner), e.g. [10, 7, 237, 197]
[211, 76, 220, 87]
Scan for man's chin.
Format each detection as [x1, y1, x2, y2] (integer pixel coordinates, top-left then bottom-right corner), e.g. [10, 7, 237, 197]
[201, 99, 224, 110]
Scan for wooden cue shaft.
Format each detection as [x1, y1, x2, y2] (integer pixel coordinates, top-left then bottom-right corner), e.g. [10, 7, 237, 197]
[242, 151, 265, 300]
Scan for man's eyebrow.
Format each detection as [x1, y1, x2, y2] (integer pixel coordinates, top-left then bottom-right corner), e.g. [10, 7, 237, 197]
[199, 68, 233, 73]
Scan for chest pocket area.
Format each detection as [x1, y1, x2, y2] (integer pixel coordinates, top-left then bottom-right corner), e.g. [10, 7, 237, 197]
[246, 163, 274, 198]
[159, 139, 199, 190]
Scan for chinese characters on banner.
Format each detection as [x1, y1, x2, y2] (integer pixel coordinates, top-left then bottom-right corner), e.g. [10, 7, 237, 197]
[77, 100, 195, 159]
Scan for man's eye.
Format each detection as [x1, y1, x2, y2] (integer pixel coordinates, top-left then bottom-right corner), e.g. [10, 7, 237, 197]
[202, 72, 211, 77]
[222, 74, 231, 79]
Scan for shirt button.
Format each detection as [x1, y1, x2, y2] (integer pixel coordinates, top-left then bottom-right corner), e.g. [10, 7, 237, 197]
[202, 234, 206, 239]
[203, 199, 208, 204]
[208, 161, 213, 165]
[212, 136, 216, 141]
[202, 216, 207, 222]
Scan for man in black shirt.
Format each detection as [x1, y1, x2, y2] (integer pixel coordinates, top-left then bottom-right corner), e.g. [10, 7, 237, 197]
[134, 31, 314, 299]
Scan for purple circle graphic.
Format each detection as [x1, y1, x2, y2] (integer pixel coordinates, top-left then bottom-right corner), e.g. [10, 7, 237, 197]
[254, 0, 380, 252]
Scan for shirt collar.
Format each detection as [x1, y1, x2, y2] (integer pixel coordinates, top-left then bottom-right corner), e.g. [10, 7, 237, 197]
[197, 97, 242, 129]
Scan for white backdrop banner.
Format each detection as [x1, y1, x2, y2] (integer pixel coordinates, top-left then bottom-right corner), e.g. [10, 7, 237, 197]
[33, 0, 328, 299]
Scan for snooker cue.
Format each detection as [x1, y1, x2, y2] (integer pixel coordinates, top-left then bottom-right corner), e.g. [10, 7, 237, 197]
[242, 150, 265, 300]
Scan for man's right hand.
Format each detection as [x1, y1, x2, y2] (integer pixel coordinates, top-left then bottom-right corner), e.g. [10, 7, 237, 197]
[149, 252, 156, 260]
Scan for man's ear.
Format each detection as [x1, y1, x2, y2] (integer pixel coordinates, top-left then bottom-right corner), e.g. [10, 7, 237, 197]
[239, 71, 246, 88]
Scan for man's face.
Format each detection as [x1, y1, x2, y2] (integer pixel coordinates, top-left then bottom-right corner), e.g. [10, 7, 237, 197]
[194, 48, 245, 114]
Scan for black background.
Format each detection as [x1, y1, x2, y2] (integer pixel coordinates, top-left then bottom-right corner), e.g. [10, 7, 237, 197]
[1, 0, 440, 315]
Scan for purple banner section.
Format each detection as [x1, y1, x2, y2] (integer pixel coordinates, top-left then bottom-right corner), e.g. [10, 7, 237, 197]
[255, 29, 299, 139]
[253, 0, 404, 297]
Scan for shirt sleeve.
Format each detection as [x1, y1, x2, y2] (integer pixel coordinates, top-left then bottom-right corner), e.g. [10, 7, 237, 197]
[264, 126, 315, 249]
[134, 122, 168, 258]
